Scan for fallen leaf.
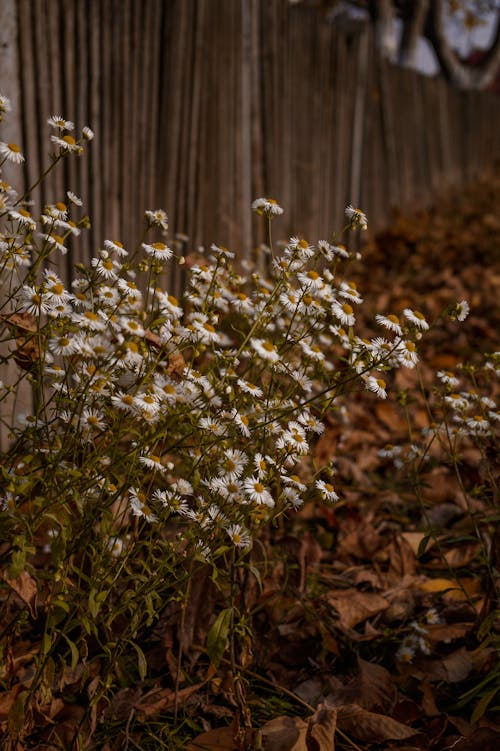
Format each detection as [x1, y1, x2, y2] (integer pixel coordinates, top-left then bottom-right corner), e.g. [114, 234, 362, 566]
[327, 590, 389, 629]
[186, 724, 241, 751]
[335, 703, 417, 742]
[357, 657, 395, 712]
[447, 727, 500, 751]
[259, 716, 308, 751]
[1, 570, 38, 617]
[306, 705, 337, 751]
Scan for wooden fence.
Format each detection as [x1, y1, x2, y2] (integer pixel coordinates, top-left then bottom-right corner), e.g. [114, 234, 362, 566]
[1, 0, 499, 269]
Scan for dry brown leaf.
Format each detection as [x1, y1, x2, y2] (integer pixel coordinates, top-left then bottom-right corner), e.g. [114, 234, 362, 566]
[134, 682, 205, 717]
[259, 716, 308, 751]
[444, 545, 479, 568]
[186, 721, 242, 751]
[384, 536, 417, 578]
[335, 703, 417, 742]
[357, 657, 395, 712]
[1, 570, 38, 617]
[401, 532, 427, 555]
[306, 705, 337, 751]
[327, 590, 389, 629]
[444, 727, 500, 750]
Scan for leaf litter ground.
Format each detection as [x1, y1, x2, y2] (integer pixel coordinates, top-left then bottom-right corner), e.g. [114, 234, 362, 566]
[1, 177, 499, 750]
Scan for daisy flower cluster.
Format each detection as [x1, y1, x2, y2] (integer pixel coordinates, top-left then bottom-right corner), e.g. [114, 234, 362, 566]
[378, 353, 499, 475]
[0, 98, 462, 568]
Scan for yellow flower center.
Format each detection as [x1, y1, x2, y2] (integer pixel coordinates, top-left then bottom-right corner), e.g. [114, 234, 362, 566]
[342, 303, 353, 315]
[55, 202, 67, 211]
[388, 314, 400, 324]
[8, 143, 20, 153]
[63, 135, 76, 145]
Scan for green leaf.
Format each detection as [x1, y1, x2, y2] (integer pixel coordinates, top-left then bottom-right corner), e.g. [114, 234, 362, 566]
[61, 633, 80, 671]
[206, 607, 233, 668]
[471, 685, 499, 725]
[130, 641, 148, 681]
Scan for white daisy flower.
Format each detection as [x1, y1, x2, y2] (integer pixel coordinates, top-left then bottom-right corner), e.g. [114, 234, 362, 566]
[243, 477, 274, 507]
[226, 524, 252, 548]
[129, 489, 157, 522]
[365, 376, 388, 399]
[145, 208, 168, 230]
[315, 479, 339, 502]
[252, 197, 284, 216]
[82, 126, 94, 140]
[331, 301, 356, 327]
[237, 378, 263, 398]
[403, 309, 429, 330]
[47, 115, 74, 130]
[375, 313, 403, 336]
[437, 370, 459, 387]
[454, 300, 470, 322]
[104, 239, 128, 257]
[142, 241, 173, 261]
[250, 338, 279, 363]
[139, 453, 165, 472]
[0, 142, 25, 164]
[345, 204, 367, 230]
[50, 134, 82, 153]
[8, 209, 36, 232]
[67, 190, 83, 206]
[49, 334, 81, 357]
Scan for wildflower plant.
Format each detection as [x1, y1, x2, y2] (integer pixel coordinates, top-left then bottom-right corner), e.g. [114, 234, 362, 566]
[0, 96, 476, 743]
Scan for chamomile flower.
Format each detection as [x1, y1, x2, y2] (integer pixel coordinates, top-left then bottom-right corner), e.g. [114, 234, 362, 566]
[142, 241, 173, 260]
[82, 126, 94, 140]
[364, 376, 388, 399]
[250, 338, 280, 363]
[199, 416, 225, 436]
[67, 190, 83, 205]
[396, 644, 415, 663]
[219, 450, 247, 481]
[47, 115, 75, 130]
[226, 524, 252, 548]
[403, 309, 429, 330]
[454, 300, 470, 322]
[345, 204, 367, 230]
[0, 94, 12, 115]
[20, 285, 52, 315]
[237, 378, 263, 398]
[139, 453, 165, 472]
[315, 479, 339, 502]
[145, 208, 168, 230]
[252, 197, 284, 216]
[0, 142, 25, 164]
[49, 334, 81, 356]
[331, 301, 356, 327]
[129, 489, 157, 522]
[107, 536, 124, 557]
[104, 239, 128, 257]
[437, 370, 460, 387]
[80, 409, 105, 432]
[445, 393, 470, 411]
[40, 232, 67, 254]
[8, 209, 36, 232]
[243, 476, 274, 507]
[50, 134, 82, 154]
[375, 313, 403, 336]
